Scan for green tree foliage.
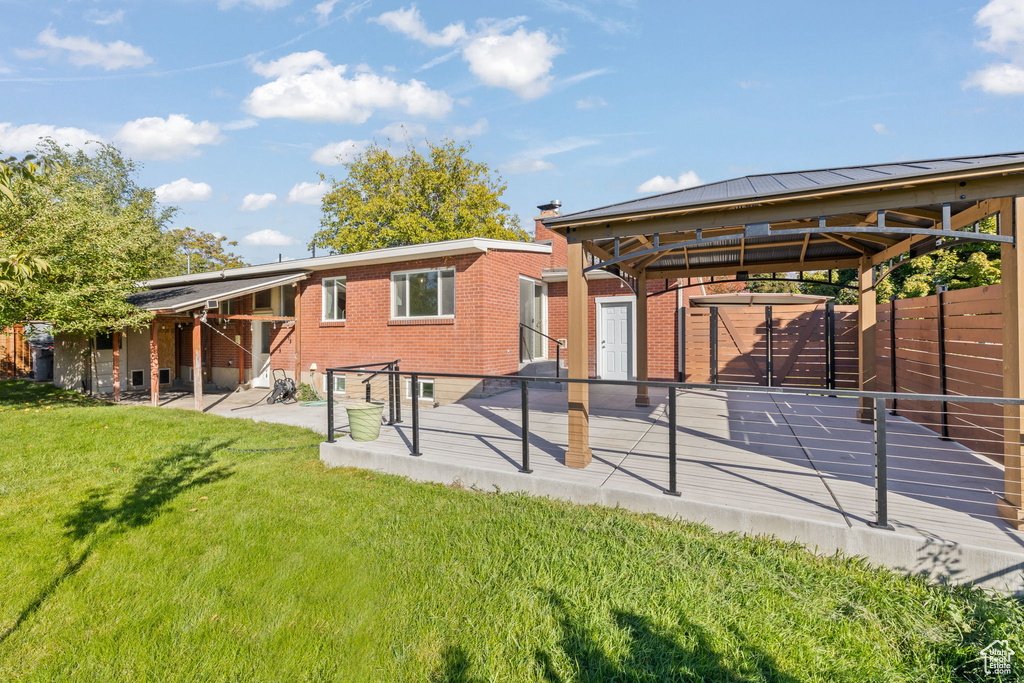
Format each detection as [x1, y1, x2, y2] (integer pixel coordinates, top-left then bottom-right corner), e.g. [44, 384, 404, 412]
[312, 138, 528, 254]
[745, 273, 800, 295]
[165, 226, 248, 275]
[0, 139, 173, 334]
[1, 156, 52, 294]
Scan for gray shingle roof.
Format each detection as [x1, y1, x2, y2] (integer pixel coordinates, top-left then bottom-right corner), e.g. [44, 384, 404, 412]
[545, 151, 1024, 226]
[127, 272, 305, 312]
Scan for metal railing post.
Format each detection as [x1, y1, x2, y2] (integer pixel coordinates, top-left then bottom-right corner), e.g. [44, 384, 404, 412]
[889, 295, 898, 416]
[937, 288, 950, 439]
[520, 379, 532, 473]
[365, 379, 372, 402]
[326, 370, 335, 443]
[868, 396, 893, 530]
[666, 386, 680, 496]
[825, 300, 836, 391]
[555, 345, 561, 380]
[410, 373, 421, 456]
[387, 362, 395, 425]
[710, 306, 719, 385]
[765, 305, 773, 387]
[394, 363, 402, 423]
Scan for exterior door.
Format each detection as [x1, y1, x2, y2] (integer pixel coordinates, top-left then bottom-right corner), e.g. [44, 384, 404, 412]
[599, 301, 633, 380]
[518, 277, 546, 360]
[252, 322, 271, 388]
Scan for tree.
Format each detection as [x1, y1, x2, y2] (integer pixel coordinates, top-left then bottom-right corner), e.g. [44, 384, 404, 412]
[312, 138, 528, 254]
[0, 139, 174, 334]
[165, 226, 248, 275]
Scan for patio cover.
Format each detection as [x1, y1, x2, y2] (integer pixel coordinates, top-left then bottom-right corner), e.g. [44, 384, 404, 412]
[128, 272, 308, 313]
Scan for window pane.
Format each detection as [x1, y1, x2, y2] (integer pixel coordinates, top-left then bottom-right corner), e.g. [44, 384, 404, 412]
[282, 284, 296, 317]
[260, 323, 271, 354]
[393, 274, 407, 317]
[409, 271, 439, 317]
[422, 380, 434, 400]
[334, 375, 346, 393]
[254, 289, 272, 309]
[324, 280, 336, 319]
[336, 280, 346, 320]
[440, 270, 455, 316]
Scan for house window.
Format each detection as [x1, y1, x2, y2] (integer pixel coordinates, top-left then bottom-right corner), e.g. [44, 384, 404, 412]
[219, 299, 235, 315]
[95, 333, 114, 350]
[392, 268, 454, 319]
[253, 289, 273, 311]
[130, 370, 144, 387]
[159, 368, 171, 385]
[405, 378, 435, 401]
[259, 323, 271, 355]
[322, 277, 346, 321]
[324, 374, 346, 394]
[282, 283, 297, 317]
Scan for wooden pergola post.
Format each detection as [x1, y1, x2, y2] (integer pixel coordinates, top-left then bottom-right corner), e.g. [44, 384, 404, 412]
[857, 255, 877, 422]
[112, 331, 120, 402]
[998, 196, 1024, 528]
[149, 321, 159, 407]
[635, 272, 649, 407]
[566, 241, 592, 468]
[192, 311, 203, 412]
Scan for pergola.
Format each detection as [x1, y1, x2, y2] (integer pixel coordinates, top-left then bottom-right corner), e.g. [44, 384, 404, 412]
[543, 151, 1024, 528]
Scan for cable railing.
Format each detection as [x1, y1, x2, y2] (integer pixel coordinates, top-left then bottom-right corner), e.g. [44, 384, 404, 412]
[322, 367, 1024, 532]
[519, 323, 564, 378]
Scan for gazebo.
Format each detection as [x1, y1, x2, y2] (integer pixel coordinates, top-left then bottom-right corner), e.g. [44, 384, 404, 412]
[542, 152, 1024, 528]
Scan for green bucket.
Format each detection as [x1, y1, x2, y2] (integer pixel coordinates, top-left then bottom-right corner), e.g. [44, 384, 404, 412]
[345, 401, 385, 441]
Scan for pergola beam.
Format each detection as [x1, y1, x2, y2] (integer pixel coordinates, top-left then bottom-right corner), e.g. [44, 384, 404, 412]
[647, 257, 862, 280]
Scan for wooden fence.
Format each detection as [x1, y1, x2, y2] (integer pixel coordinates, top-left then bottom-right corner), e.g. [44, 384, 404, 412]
[682, 304, 859, 388]
[876, 284, 1004, 463]
[0, 325, 32, 380]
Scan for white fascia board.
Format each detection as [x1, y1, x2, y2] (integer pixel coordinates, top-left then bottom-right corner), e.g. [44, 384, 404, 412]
[144, 238, 551, 289]
[161, 272, 309, 313]
[541, 268, 621, 283]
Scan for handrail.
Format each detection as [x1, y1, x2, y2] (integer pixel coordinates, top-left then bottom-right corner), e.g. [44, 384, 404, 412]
[519, 322, 564, 347]
[360, 359, 402, 384]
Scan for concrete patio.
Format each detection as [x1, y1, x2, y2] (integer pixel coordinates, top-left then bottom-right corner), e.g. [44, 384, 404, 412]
[314, 383, 1024, 594]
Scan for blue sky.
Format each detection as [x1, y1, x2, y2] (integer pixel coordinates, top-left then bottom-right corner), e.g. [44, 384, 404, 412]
[2, 0, 1023, 264]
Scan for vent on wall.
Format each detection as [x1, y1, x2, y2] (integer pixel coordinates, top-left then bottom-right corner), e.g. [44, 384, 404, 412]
[130, 370, 144, 387]
[159, 368, 171, 385]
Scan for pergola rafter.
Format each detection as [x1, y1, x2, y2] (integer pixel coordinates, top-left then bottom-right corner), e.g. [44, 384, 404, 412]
[544, 151, 1024, 529]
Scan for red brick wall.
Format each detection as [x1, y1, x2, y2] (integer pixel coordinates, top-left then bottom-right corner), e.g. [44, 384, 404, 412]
[534, 215, 566, 269]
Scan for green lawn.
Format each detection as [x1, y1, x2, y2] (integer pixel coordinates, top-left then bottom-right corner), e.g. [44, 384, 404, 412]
[1, 380, 1021, 682]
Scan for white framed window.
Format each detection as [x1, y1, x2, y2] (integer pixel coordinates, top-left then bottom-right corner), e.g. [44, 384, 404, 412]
[322, 277, 346, 321]
[405, 378, 435, 401]
[323, 374, 346, 394]
[158, 368, 171, 385]
[130, 370, 145, 387]
[391, 268, 455, 319]
[253, 288, 273, 311]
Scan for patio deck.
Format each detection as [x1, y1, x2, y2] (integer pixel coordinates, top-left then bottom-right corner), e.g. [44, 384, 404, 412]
[318, 384, 1024, 594]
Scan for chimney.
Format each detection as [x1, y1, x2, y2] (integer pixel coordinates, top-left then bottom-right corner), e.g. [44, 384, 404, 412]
[537, 199, 561, 215]
[534, 200, 566, 268]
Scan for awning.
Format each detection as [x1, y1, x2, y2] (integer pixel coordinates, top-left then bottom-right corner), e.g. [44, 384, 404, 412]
[127, 272, 308, 313]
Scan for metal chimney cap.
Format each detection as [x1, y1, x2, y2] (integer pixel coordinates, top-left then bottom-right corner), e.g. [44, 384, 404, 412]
[537, 199, 562, 211]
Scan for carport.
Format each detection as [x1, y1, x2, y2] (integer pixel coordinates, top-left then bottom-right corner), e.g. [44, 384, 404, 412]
[543, 152, 1024, 528]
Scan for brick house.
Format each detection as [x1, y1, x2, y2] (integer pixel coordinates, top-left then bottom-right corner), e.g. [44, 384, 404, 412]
[53, 204, 692, 407]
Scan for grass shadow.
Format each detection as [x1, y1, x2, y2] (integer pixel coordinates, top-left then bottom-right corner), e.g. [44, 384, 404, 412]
[1, 438, 235, 645]
[535, 592, 799, 682]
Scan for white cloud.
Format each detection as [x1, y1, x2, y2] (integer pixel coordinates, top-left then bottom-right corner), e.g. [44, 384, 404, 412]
[873, 123, 890, 135]
[0, 122, 101, 154]
[245, 51, 452, 124]
[965, 62, 1024, 94]
[287, 181, 329, 204]
[377, 121, 427, 140]
[314, 0, 339, 23]
[223, 118, 258, 131]
[85, 9, 125, 25]
[31, 28, 151, 71]
[243, 229, 297, 246]
[219, 0, 292, 9]
[451, 118, 488, 137]
[637, 171, 703, 194]
[240, 192, 277, 211]
[967, 0, 1024, 94]
[155, 178, 213, 203]
[462, 26, 562, 98]
[311, 139, 370, 165]
[115, 114, 223, 160]
[372, 6, 468, 47]
[503, 136, 598, 174]
[575, 95, 607, 109]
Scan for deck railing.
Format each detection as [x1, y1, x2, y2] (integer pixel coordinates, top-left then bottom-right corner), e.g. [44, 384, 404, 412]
[323, 367, 1024, 531]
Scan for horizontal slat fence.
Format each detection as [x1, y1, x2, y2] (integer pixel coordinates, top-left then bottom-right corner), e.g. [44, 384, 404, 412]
[0, 325, 32, 379]
[876, 284, 1004, 463]
[682, 304, 859, 388]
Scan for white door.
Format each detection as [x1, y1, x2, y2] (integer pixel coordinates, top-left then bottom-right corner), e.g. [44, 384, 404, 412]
[252, 322, 271, 388]
[599, 301, 633, 380]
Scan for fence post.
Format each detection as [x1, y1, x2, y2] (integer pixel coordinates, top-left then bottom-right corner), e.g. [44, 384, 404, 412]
[388, 363, 395, 425]
[889, 295, 898, 416]
[937, 288, 950, 439]
[869, 396, 893, 530]
[326, 370, 335, 443]
[710, 306, 719, 385]
[520, 379, 533, 473]
[765, 305, 773, 387]
[666, 386, 680, 496]
[825, 300, 836, 390]
[410, 373, 421, 456]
